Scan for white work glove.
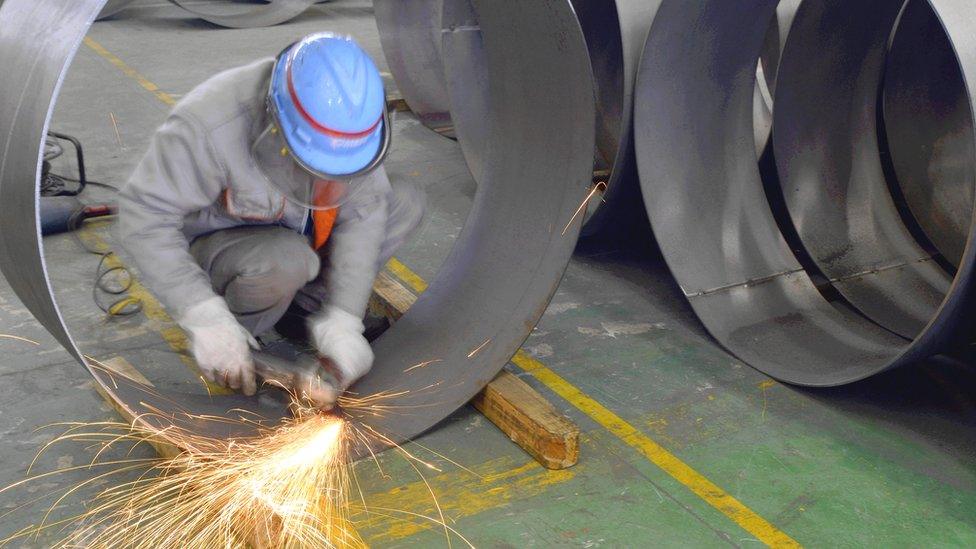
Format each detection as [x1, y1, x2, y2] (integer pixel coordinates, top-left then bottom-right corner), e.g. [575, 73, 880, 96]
[308, 306, 374, 393]
[179, 296, 259, 396]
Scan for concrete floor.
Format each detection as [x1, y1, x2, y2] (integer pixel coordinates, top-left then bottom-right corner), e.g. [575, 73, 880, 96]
[1, 1, 975, 546]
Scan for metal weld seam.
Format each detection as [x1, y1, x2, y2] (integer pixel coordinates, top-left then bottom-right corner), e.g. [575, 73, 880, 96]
[687, 269, 805, 298]
[825, 256, 936, 284]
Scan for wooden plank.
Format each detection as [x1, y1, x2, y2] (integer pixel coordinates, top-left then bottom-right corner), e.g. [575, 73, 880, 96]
[369, 271, 580, 470]
[386, 94, 411, 113]
[98, 355, 152, 385]
[471, 370, 579, 469]
[92, 356, 183, 459]
[369, 271, 417, 322]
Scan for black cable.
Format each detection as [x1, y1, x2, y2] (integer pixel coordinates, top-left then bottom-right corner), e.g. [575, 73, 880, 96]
[42, 131, 120, 196]
[46, 129, 138, 316]
[94, 253, 142, 317]
[70, 214, 143, 318]
[47, 131, 87, 196]
[55, 175, 120, 193]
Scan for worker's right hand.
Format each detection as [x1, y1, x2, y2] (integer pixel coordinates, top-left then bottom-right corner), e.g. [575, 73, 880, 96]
[178, 296, 259, 396]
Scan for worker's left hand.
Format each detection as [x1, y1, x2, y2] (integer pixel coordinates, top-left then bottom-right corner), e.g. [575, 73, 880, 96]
[308, 306, 374, 393]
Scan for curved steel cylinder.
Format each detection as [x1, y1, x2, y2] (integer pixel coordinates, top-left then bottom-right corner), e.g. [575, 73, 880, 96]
[753, 0, 800, 156]
[0, 0, 595, 450]
[441, 0, 659, 236]
[96, 0, 137, 20]
[165, 0, 318, 29]
[884, 0, 974, 268]
[773, 0, 952, 339]
[374, 0, 455, 137]
[759, 0, 801, 99]
[440, 0, 487, 181]
[633, 0, 976, 386]
[573, 0, 660, 236]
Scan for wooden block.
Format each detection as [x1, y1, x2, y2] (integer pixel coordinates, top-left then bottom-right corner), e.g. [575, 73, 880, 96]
[386, 95, 411, 113]
[92, 356, 182, 459]
[471, 370, 579, 469]
[99, 355, 152, 385]
[369, 271, 415, 322]
[370, 271, 581, 469]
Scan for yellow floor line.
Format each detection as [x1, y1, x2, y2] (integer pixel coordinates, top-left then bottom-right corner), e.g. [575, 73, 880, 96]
[83, 37, 177, 106]
[512, 351, 797, 547]
[355, 455, 575, 542]
[78, 223, 230, 395]
[387, 261, 798, 547]
[83, 36, 799, 547]
[386, 257, 429, 292]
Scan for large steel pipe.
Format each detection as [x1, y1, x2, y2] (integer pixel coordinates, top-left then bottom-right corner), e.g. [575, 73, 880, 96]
[633, 0, 976, 386]
[440, 0, 487, 181]
[97, 0, 137, 19]
[374, 0, 455, 137]
[773, 0, 952, 339]
[0, 0, 595, 449]
[572, 0, 660, 236]
[753, 0, 800, 156]
[884, 0, 974, 268]
[441, 0, 659, 236]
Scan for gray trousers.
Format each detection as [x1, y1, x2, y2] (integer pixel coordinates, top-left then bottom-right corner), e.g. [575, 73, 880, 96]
[189, 183, 425, 336]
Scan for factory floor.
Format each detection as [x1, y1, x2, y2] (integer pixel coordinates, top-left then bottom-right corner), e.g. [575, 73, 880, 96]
[1, 1, 975, 547]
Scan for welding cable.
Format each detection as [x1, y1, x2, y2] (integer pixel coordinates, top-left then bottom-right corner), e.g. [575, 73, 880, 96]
[69, 215, 144, 318]
[39, 130, 137, 316]
[93, 253, 142, 317]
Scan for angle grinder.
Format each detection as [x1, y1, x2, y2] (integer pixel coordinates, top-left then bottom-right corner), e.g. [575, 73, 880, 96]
[40, 196, 115, 236]
[252, 350, 343, 414]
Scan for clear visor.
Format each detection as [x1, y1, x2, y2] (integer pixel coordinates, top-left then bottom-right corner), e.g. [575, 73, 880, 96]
[251, 124, 359, 211]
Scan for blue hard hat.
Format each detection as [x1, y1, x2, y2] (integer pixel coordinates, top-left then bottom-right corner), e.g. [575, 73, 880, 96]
[268, 33, 388, 178]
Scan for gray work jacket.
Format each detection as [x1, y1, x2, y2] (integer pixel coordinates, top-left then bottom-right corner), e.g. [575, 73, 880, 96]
[118, 58, 390, 320]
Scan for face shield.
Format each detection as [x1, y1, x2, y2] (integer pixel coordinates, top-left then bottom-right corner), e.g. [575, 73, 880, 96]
[252, 35, 393, 211]
[251, 123, 384, 210]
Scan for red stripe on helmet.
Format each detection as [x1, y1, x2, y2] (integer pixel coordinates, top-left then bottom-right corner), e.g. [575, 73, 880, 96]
[286, 61, 382, 139]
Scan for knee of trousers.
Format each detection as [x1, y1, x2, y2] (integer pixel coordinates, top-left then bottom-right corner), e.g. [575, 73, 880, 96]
[229, 234, 321, 301]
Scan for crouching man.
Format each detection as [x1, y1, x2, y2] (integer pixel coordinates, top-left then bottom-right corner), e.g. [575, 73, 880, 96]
[119, 33, 425, 407]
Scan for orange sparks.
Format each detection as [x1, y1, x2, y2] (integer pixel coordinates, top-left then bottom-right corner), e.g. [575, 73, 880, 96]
[467, 339, 491, 359]
[562, 181, 608, 235]
[0, 334, 40, 346]
[1, 389, 473, 548]
[403, 359, 443, 373]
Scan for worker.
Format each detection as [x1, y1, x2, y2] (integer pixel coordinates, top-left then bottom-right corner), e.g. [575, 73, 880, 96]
[118, 33, 425, 406]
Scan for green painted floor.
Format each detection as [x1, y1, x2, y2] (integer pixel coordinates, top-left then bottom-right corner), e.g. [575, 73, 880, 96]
[0, 1, 974, 547]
